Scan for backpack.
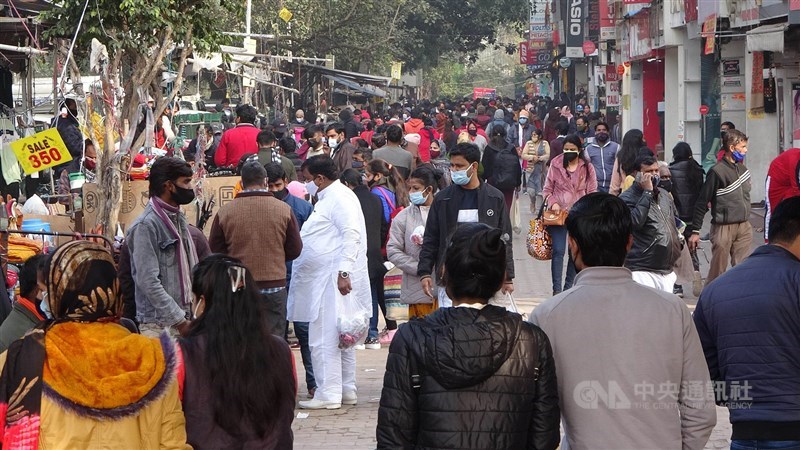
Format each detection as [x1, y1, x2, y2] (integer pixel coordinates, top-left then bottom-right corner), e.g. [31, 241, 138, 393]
[491, 145, 523, 190]
[374, 186, 404, 221]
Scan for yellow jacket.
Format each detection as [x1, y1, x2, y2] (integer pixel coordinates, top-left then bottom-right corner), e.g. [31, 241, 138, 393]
[0, 322, 191, 450]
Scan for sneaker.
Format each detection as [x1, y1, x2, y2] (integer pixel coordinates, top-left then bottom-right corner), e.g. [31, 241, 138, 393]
[673, 284, 684, 298]
[342, 391, 357, 406]
[354, 343, 366, 350]
[298, 399, 341, 410]
[379, 329, 397, 346]
[693, 271, 704, 297]
[364, 337, 381, 350]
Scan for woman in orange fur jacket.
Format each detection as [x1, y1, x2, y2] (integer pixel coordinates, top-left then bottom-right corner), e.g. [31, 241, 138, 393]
[0, 240, 190, 449]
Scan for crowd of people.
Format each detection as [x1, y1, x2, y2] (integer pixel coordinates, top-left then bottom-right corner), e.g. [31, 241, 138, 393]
[0, 92, 798, 449]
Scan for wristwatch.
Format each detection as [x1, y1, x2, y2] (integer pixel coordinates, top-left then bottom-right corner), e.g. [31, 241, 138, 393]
[338, 271, 350, 279]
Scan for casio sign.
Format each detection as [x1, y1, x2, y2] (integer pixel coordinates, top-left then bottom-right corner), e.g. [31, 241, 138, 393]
[569, 0, 584, 37]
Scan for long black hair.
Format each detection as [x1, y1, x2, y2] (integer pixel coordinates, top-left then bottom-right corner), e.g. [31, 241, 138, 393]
[186, 254, 295, 439]
[618, 129, 645, 176]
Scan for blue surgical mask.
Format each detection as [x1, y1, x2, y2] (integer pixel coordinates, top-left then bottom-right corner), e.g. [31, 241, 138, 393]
[409, 190, 429, 205]
[519, 117, 528, 124]
[451, 165, 473, 186]
[732, 150, 745, 162]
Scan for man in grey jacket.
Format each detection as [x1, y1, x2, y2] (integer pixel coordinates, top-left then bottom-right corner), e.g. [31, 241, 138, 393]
[531, 192, 716, 450]
[126, 157, 199, 337]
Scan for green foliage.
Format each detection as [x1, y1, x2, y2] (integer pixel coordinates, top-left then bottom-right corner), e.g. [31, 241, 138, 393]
[42, 0, 243, 56]
[231, 0, 526, 72]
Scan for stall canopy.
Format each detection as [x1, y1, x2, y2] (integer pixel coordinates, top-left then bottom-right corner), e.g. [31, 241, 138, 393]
[746, 23, 787, 53]
[324, 74, 387, 98]
[0, 0, 52, 73]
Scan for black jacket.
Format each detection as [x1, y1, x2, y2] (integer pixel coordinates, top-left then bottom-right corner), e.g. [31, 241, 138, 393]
[669, 159, 704, 223]
[417, 182, 514, 283]
[377, 305, 560, 450]
[53, 114, 84, 158]
[691, 157, 751, 233]
[620, 184, 682, 274]
[353, 185, 389, 280]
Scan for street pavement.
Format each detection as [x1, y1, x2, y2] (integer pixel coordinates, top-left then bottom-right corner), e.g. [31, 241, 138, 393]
[291, 192, 765, 449]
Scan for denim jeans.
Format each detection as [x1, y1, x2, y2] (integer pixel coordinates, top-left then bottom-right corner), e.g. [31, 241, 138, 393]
[368, 277, 397, 339]
[292, 321, 316, 391]
[731, 441, 800, 450]
[548, 225, 576, 294]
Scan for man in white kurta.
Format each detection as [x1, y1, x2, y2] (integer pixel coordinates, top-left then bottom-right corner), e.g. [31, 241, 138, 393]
[288, 156, 372, 409]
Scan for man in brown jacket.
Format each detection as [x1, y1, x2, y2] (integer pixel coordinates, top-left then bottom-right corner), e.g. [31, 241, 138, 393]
[209, 161, 303, 335]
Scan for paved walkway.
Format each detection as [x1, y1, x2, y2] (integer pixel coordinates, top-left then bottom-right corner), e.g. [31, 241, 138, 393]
[292, 194, 764, 449]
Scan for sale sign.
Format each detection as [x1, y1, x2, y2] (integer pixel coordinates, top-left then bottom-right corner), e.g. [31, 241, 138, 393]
[11, 128, 73, 175]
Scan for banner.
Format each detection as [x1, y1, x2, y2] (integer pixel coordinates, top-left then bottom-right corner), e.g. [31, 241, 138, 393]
[10, 128, 73, 175]
[529, 0, 548, 23]
[565, 0, 585, 58]
[599, 0, 615, 41]
[791, 0, 800, 23]
[587, 0, 600, 46]
[605, 66, 620, 107]
[702, 16, 716, 55]
[473, 88, 497, 100]
[520, 42, 531, 65]
[391, 62, 402, 81]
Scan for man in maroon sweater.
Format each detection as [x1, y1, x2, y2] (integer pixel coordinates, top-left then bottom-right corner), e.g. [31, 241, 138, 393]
[209, 161, 303, 335]
[214, 104, 261, 168]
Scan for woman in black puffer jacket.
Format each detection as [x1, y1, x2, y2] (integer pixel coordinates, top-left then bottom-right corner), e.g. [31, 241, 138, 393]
[377, 223, 560, 450]
[669, 142, 705, 224]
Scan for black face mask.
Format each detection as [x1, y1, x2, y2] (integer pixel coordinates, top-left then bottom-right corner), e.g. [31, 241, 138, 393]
[273, 188, 288, 200]
[172, 185, 196, 205]
[307, 139, 318, 148]
[468, 129, 478, 137]
[658, 179, 673, 192]
[564, 152, 579, 163]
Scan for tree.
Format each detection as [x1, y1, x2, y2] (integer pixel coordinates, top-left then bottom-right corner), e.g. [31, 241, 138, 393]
[230, 0, 526, 73]
[42, 0, 242, 235]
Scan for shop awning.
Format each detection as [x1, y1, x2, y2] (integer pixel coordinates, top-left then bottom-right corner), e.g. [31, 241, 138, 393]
[296, 63, 392, 85]
[323, 74, 387, 98]
[746, 23, 787, 53]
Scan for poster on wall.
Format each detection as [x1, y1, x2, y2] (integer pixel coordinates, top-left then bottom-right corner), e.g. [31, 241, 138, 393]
[792, 82, 800, 147]
[565, 0, 585, 58]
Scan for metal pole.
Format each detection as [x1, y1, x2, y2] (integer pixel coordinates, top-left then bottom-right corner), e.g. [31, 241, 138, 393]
[245, 0, 252, 36]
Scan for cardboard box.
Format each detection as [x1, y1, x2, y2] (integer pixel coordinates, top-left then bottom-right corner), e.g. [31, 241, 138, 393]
[82, 176, 239, 237]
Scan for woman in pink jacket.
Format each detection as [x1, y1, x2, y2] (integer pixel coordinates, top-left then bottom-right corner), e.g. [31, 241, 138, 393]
[542, 134, 598, 294]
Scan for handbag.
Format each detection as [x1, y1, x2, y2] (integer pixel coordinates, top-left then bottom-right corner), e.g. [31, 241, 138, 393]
[527, 202, 553, 261]
[384, 267, 409, 321]
[541, 209, 568, 226]
[541, 195, 568, 226]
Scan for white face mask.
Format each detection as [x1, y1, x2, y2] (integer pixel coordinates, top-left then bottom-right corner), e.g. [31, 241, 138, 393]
[40, 292, 53, 319]
[296, 118, 304, 123]
[192, 298, 204, 320]
[305, 180, 319, 197]
[328, 137, 338, 148]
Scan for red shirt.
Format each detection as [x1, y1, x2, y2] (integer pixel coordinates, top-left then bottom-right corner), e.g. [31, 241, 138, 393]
[214, 124, 260, 167]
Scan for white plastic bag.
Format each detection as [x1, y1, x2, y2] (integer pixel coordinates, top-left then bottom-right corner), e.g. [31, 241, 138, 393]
[337, 295, 370, 349]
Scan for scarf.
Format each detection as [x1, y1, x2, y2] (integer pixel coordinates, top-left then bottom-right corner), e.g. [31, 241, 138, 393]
[150, 197, 198, 306]
[0, 241, 121, 449]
